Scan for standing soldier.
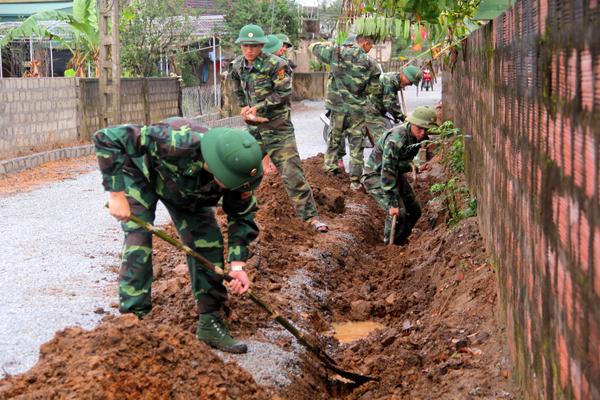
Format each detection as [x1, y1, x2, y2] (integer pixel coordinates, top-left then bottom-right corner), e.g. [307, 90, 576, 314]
[229, 24, 328, 232]
[310, 35, 381, 190]
[94, 117, 263, 354]
[364, 66, 422, 144]
[275, 33, 297, 69]
[361, 106, 438, 245]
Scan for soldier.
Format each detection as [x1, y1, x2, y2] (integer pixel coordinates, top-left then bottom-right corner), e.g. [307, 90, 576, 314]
[364, 66, 422, 144]
[94, 117, 263, 354]
[264, 34, 284, 56]
[275, 33, 297, 69]
[228, 24, 328, 232]
[361, 106, 438, 245]
[310, 34, 381, 190]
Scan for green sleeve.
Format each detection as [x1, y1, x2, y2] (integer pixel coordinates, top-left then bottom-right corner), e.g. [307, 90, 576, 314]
[382, 83, 403, 120]
[222, 191, 260, 262]
[311, 43, 335, 64]
[228, 64, 248, 107]
[254, 60, 292, 113]
[380, 138, 400, 209]
[93, 125, 148, 192]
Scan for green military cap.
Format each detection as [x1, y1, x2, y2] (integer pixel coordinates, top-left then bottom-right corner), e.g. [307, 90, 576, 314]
[201, 127, 263, 191]
[235, 24, 268, 45]
[343, 34, 357, 46]
[402, 65, 422, 85]
[276, 33, 292, 47]
[263, 34, 284, 54]
[406, 106, 438, 129]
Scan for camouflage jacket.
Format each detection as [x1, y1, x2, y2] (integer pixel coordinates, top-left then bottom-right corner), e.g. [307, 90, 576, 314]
[281, 55, 297, 70]
[311, 43, 380, 114]
[369, 72, 404, 120]
[229, 52, 292, 121]
[93, 119, 259, 262]
[362, 123, 420, 208]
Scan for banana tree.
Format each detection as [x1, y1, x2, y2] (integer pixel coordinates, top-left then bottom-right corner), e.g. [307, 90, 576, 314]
[0, 0, 99, 77]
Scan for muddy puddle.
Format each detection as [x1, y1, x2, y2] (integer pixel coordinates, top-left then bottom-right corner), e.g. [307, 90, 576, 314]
[0, 155, 518, 399]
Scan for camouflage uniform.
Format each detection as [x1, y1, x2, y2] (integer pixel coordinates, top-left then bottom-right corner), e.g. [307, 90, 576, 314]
[361, 123, 422, 244]
[364, 72, 406, 144]
[93, 118, 259, 316]
[229, 51, 319, 221]
[311, 42, 380, 184]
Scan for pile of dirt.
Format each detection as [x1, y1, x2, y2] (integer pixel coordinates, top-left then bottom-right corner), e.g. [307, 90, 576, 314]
[0, 315, 266, 400]
[0, 153, 518, 399]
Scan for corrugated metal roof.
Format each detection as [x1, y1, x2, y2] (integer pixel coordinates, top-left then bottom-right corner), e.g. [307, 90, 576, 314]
[0, 1, 72, 20]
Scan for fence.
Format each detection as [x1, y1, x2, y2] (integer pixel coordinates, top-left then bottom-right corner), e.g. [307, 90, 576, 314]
[443, 1, 600, 399]
[181, 84, 220, 117]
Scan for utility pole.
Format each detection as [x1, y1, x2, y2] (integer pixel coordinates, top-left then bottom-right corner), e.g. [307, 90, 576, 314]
[98, 0, 121, 127]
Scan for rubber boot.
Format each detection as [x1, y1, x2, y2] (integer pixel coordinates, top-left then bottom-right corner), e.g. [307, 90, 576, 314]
[196, 313, 247, 354]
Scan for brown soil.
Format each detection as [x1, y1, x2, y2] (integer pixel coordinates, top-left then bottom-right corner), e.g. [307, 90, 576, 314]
[0, 153, 519, 399]
[0, 155, 97, 196]
[0, 315, 266, 400]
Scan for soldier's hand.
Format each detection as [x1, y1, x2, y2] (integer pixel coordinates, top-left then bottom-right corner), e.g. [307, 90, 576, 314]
[228, 265, 250, 295]
[246, 106, 257, 117]
[240, 106, 250, 118]
[389, 207, 399, 216]
[109, 191, 131, 221]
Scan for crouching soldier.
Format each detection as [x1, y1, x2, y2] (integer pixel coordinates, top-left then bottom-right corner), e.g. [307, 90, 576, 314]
[361, 106, 438, 245]
[94, 117, 263, 354]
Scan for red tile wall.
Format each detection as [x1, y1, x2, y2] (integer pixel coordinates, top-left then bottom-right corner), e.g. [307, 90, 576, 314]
[443, 1, 600, 398]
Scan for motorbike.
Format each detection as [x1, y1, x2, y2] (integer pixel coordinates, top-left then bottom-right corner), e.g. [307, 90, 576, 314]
[421, 69, 433, 91]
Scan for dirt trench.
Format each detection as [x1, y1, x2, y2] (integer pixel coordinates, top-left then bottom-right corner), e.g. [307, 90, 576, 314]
[0, 155, 518, 399]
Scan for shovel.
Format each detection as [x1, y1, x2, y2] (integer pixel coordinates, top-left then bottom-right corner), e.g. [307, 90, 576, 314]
[388, 214, 397, 247]
[123, 213, 378, 385]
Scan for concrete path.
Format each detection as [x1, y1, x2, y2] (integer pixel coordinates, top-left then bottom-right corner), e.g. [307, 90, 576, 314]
[0, 83, 441, 378]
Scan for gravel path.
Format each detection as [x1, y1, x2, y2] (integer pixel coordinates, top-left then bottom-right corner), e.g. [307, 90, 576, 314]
[0, 172, 170, 377]
[0, 84, 441, 379]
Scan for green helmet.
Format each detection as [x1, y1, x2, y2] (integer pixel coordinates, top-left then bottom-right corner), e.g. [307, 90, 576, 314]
[200, 128, 263, 191]
[276, 33, 292, 47]
[263, 34, 284, 54]
[406, 106, 438, 129]
[235, 24, 268, 45]
[402, 65, 422, 85]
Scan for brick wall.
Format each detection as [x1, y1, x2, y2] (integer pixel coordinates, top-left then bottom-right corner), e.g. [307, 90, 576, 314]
[443, 1, 599, 399]
[0, 78, 79, 159]
[0, 77, 181, 159]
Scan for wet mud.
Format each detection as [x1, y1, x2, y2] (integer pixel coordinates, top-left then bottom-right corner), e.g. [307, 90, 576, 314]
[0, 154, 519, 399]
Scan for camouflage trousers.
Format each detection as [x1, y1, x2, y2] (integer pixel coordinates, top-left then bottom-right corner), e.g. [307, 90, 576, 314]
[119, 171, 227, 317]
[364, 111, 387, 145]
[325, 111, 365, 184]
[249, 115, 318, 221]
[361, 173, 422, 244]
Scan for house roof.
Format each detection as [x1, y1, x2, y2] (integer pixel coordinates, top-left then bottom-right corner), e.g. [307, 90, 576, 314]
[189, 14, 224, 38]
[0, 1, 72, 22]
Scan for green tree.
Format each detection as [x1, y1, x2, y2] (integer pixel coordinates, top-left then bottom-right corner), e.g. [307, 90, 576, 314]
[216, 0, 300, 49]
[0, 0, 99, 77]
[120, 0, 195, 77]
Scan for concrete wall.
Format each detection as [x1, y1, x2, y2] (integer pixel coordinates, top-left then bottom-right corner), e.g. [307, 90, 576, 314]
[443, 1, 599, 399]
[78, 78, 181, 141]
[0, 78, 79, 159]
[292, 72, 327, 100]
[0, 77, 181, 159]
